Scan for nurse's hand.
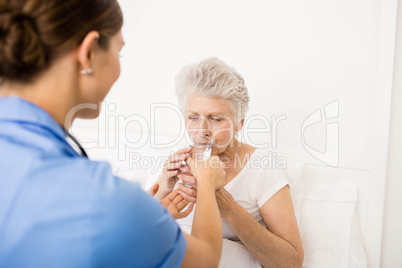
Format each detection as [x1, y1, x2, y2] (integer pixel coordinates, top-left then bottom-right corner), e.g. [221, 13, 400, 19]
[148, 182, 160, 196]
[187, 156, 226, 190]
[154, 147, 192, 200]
[161, 189, 194, 219]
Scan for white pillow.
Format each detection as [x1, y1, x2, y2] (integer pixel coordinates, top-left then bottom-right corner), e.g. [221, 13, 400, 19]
[219, 239, 261, 268]
[300, 187, 367, 268]
[348, 203, 367, 268]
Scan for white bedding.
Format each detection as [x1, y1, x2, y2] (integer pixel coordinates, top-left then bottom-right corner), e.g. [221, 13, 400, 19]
[137, 150, 367, 267]
[219, 239, 261, 268]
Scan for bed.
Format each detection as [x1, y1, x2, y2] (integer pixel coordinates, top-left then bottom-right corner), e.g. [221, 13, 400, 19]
[103, 142, 374, 268]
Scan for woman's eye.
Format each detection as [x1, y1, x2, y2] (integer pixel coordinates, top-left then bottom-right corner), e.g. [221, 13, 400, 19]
[211, 117, 222, 122]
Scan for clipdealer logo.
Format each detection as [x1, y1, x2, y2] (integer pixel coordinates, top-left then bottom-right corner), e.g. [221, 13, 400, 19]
[301, 100, 339, 167]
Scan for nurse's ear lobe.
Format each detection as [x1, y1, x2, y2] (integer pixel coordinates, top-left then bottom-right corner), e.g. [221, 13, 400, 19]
[76, 31, 100, 75]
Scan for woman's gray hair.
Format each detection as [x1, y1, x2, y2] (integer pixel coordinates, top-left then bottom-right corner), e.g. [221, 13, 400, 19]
[175, 57, 249, 124]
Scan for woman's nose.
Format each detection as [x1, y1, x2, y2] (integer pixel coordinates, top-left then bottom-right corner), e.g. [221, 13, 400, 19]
[195, 117, 211, 136]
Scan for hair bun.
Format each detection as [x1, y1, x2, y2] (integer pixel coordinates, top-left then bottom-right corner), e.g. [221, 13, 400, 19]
[0, 5, 49, 81]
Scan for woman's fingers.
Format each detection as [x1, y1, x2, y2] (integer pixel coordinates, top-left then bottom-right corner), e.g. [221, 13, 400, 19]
[167, 147, 192, 162]
[178, 186, 197, 203]
[175, 147, 192, 155]
[166, 162, 182, 170]
[177, 183, 197, 197]
[179, 190, 197, 203]
[179, 165, 192, 174]
[166, 170, 179, 178]
[178, 173, 196, 185]
[164, 148, 192, 172]
[168, 153, 188, 163]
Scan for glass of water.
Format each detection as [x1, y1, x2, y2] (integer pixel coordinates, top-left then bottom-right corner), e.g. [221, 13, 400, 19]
[181, 135, 213, 188]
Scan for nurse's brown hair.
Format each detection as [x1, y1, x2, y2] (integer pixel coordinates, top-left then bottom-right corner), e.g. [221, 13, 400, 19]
[0, 0, 123, 82]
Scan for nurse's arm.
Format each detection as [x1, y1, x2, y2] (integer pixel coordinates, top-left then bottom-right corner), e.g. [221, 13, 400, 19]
[181, 156, 225, 268]
[181, 181, 221, 268]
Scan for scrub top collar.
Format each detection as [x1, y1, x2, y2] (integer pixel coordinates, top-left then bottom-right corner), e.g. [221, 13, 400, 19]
[0, 96, 77, 154]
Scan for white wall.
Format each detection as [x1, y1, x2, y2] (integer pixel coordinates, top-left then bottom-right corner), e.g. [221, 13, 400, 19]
[73, 0, 383, 164]
[70, 1, 399, 267]
[381, 0, 402, 266]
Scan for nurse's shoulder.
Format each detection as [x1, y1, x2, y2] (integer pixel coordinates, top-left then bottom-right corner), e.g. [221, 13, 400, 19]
[62, 158, 187, 267]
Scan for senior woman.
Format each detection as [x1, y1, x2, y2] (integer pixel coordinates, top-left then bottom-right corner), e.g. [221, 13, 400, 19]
[0, 1, 227, 267]
[156, 57, 304, 268]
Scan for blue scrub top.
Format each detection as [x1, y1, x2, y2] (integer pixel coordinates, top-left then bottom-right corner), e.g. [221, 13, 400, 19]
[0, 97, 187, 268]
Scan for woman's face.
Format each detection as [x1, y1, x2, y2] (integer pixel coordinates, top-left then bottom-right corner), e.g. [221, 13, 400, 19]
[185, 94, 238, 155]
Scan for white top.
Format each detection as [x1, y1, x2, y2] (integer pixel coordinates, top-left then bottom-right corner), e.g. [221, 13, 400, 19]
[176, 148, 289, 241]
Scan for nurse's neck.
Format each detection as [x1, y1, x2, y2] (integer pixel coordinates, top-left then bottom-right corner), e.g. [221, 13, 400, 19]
[0, 53, 81, 129]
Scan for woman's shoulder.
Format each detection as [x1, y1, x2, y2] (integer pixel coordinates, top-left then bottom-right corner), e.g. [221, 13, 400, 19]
[241, 147, 287, 180]
[242, 142, 257, 154]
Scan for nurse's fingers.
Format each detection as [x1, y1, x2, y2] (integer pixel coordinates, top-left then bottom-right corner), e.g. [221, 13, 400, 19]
[172, 192, 184, 205]
[177, 199, 191, 211]
[165, 189, 180, 202]
[178, 203, 194, 218]
[148, 183, 159, 196]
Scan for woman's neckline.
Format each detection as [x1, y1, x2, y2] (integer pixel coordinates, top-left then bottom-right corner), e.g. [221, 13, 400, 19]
[223, 147, 258, 188]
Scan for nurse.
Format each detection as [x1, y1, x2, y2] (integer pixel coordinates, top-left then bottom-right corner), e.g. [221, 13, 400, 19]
[0, 1, 226, 267]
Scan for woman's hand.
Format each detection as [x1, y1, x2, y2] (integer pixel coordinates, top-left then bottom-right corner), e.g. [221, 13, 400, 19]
[215, 187, 238, 220]
[176, 182, 198, 203]
[161, 189, 194, 219]
[154, 147, 192, 200]
[176, 164, 198, 203]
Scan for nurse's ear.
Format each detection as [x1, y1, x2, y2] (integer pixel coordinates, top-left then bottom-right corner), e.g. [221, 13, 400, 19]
[76, 31, 100, 75]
